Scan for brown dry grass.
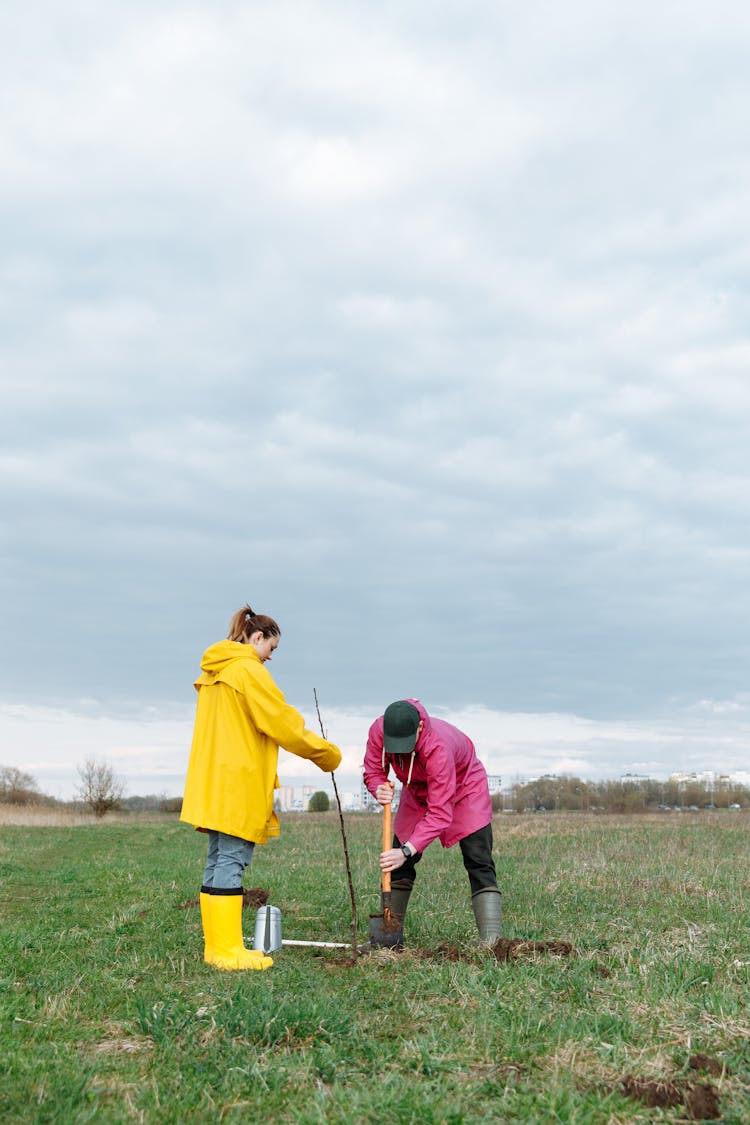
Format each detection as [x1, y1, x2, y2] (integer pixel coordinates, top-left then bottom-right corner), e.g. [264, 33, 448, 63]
[0, 804, 169, 827]
[493, 809, 745, 845]
[493, 810, 645, 840]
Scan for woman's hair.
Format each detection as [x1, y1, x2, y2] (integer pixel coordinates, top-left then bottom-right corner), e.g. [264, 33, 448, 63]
[227, 604, 281, 643]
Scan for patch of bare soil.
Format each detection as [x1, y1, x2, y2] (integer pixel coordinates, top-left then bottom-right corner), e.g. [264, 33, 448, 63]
[620, 1075, 721, 1120]
[490, 938, 576, 961]
[684, 1084, 722, 1120]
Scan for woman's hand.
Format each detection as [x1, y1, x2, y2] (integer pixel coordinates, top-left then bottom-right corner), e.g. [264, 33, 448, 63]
[375, 782, 394, 805]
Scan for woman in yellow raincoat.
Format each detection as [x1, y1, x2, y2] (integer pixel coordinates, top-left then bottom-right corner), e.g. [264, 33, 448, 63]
[181, 604, 342, 971]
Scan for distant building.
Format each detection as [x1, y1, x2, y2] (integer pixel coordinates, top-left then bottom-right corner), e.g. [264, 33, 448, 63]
[670, 769, 750, 795]
[276, 785, 295, 811]
[360, 778, 379, 811]
[486, 774, 502, 794]
[359, 776, 402, 810]
[275, 784, 338, 811]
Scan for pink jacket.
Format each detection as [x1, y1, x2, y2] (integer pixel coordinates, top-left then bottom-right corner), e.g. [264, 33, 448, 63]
[363, 699, 493, 852]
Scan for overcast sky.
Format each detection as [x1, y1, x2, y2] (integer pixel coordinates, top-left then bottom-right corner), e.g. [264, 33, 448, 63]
[2, 1, 750, 800]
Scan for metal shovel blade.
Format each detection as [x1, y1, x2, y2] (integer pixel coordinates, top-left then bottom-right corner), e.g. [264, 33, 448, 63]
[369, 893, 404, 949]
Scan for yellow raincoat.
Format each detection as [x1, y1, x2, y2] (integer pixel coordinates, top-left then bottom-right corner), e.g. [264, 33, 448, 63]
[180, 640, 341, 843]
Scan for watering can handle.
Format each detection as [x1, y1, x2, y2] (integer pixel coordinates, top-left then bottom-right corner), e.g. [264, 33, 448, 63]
[382, 800, 392, 894]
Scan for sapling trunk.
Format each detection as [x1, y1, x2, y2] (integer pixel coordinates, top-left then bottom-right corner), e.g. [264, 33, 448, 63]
[314, 688, 359, 962]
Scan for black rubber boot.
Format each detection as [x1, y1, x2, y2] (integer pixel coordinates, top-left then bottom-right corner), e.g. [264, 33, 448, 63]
[389, 879, 413, 922]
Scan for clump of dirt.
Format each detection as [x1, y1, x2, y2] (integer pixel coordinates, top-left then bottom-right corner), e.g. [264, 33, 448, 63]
[242, 887, 269, 909]
[620, 1075, 721, 1120]
[621, 1077, 683, 1109]
[175, 886, 270, 910]
[685, 1084, 721, 1120]
[490, 938, 575, 962]
[689, 1054, 726, 1078]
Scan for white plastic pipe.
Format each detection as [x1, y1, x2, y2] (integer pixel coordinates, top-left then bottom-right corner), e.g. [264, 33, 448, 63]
[281, 939, 357, 949]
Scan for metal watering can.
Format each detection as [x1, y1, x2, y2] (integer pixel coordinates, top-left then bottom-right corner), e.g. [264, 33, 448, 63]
[253, 905, 282, 954]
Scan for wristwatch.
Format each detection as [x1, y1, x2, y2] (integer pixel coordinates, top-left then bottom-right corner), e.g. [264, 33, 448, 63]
[400, 844, 414, 859]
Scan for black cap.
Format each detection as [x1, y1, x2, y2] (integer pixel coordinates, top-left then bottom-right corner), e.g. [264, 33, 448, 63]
[383, 700, 421, 754]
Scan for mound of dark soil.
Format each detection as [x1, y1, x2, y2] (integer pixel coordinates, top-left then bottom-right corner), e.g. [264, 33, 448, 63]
[242, 887, 270, 908]
[490, 938, 575, 961]
[621, 1076, 683, 1109]
[620, 1075, 720, 1120]
[175, 886, 270, 910]
[689, 1054, 725, 1078]
[685, 1084, 721, 1120]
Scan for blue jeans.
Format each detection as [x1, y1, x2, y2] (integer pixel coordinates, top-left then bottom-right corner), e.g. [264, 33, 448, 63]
[202, 831, 255, 890]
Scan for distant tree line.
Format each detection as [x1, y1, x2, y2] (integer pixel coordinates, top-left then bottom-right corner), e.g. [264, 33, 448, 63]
[492, 774, 750, 813]
[3, 763, 748, 819]
[120, 794, 183, 813]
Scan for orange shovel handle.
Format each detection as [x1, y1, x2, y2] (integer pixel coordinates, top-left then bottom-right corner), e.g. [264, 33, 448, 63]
[382, 799, 392, 894]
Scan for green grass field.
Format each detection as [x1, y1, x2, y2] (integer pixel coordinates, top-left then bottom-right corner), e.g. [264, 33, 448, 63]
[1, 809, 748, 1123]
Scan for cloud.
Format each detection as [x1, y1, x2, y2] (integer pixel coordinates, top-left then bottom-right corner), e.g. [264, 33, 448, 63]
[0, 702, 192, 800]
[2, 0, 750, 760]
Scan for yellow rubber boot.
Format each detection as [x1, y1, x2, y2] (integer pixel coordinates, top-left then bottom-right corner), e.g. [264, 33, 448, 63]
[207, 890, 273, 971]
[199, 887, 214, 964]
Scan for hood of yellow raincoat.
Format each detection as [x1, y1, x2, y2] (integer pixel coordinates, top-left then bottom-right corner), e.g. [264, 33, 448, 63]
[196, 639, 258, 685]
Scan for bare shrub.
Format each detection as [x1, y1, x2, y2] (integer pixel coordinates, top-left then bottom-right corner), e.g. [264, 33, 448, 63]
[76, 759, 126, 818]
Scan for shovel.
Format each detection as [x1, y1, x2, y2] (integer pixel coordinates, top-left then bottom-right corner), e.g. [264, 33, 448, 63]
[368, 798, 404, 949]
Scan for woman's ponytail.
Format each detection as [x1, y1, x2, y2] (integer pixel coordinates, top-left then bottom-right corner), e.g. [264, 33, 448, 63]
[227, 604, 281, 643]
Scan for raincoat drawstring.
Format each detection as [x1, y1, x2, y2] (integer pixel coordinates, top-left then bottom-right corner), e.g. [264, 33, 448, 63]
[382, 748, 416, 787]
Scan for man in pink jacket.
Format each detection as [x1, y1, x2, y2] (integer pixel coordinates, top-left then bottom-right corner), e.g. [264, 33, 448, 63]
[363, 698, 502, 944]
